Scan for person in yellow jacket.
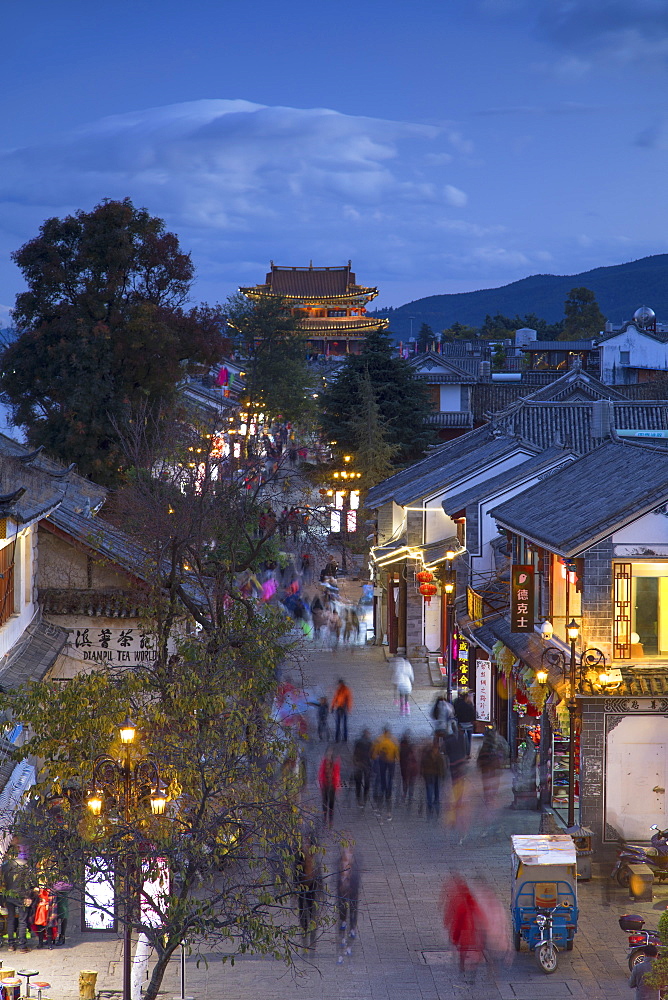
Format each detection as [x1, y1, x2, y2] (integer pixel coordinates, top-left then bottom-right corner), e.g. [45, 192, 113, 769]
[372, 728, 399, 817]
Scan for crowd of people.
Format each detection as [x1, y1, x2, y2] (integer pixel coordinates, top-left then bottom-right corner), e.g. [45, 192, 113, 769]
[0, 841, 70, 951]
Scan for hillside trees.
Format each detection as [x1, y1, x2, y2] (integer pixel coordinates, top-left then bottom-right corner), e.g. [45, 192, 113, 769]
[319, 328, 433, 466]
[0, 199, 225, 485]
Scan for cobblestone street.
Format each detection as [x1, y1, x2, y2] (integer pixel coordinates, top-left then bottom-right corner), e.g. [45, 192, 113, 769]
[14, 639, 662, 1000]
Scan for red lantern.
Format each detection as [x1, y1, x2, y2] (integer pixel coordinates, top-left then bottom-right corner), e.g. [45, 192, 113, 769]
[319, 488, 328, 496]
[416, 570, 433, 584]
[419, 582, 438, 604]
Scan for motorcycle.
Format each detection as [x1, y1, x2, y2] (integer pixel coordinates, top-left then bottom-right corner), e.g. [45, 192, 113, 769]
[619, 913, 661, 971]
[611, 824, 668, 888]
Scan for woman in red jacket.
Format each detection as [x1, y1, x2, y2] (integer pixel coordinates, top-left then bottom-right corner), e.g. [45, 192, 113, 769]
[318, 748, 341, 828]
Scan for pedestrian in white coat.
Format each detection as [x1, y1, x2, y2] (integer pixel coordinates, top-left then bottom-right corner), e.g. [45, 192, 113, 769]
[391, 655, 414, 716]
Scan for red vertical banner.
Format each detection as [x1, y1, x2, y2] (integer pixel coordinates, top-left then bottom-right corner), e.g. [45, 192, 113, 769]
[511, 564, 534, 633]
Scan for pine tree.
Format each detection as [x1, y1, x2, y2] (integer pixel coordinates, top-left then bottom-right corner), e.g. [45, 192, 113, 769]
[320, 328, 433, 465]
[349, 370, 398, 490]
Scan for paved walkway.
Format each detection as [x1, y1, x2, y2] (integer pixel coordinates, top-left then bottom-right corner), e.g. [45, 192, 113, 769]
[15, 640, 661, 999]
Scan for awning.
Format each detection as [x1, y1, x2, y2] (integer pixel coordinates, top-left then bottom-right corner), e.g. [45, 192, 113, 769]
[421, 537, 460, 568]
[370, 535, 409, 568]
[0, 617, 68, 689]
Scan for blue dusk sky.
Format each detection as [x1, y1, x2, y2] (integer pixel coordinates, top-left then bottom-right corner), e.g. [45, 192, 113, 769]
[1, 0, 668, 319]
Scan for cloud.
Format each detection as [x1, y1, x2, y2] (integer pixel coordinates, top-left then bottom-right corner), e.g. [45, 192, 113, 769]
[444, 185, 468, 207]
[0, 99, 512, 305]
[537, 0, 668, 67]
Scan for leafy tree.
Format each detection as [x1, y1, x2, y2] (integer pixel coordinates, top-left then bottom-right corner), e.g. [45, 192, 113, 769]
[491, 342, 507, 370]
[4, 611, 315, 1000]
[320, 328, 434, 466]
[2, 425, 331, 1000]
[562, 287, 606, 341]
[1, 199, 224, 485]
[225, 293, 313, 428]
[441, 321, 479, 341]
[645, 908, 668, 991]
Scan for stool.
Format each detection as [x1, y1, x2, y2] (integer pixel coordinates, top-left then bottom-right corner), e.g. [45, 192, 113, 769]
[17, 969, 39, 997]
[3, 978, 22, 1000]
[33, 982, 50, 1000]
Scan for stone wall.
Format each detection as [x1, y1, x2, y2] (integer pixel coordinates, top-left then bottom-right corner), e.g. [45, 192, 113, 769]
[582, 539, 613, 660]
[579, 695, 607, 851]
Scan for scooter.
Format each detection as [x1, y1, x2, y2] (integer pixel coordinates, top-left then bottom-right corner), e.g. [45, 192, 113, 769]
[611, 824, 668, 888]
[619, 914, 661, 971]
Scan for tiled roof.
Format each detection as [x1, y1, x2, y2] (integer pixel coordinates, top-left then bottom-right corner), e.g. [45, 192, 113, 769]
[0, 435, 106, 521]
[490, 400, 668, 453]
[520, 340, 598, 351]
[442, 446, 574, 516]
[366, 427, 534, 508]
[520, 369, 627, 403]
[40, 588, 146, 618]
[44, 506, 153, 583]
[408, 353, 476, 381]
[491, 437, 668, 556]
[267, 266, 356, 298]
[424, 412, 474, 429]
[0, 617, 67, 689]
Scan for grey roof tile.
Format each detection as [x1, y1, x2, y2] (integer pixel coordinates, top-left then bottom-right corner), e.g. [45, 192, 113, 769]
[442, 446, 574, 516]
[0, 618, 68, 689]
[490, 437, 668, 556]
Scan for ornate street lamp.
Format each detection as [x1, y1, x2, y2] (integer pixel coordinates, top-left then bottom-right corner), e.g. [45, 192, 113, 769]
[540, 638, 607, 828]
[87, 718, 166, 1000]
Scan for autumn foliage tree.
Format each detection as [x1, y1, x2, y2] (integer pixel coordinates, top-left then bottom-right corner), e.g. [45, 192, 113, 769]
[0, 199, 226, 485]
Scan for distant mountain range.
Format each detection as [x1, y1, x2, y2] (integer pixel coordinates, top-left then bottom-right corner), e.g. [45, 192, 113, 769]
[371, 254, 668, 339]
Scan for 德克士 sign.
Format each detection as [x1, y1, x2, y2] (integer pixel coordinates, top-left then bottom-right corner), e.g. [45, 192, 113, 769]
[511, 565, 534, 633]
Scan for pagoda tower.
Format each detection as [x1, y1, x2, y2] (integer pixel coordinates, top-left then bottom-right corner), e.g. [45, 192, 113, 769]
[240, 262, 389, 356]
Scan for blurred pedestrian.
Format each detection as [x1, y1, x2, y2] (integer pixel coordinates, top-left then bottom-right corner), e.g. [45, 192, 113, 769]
[343, 606, 360, 645]
[453, 691, 476, 758]
[391, 654, 414, 716]
[352, 729, 372, 808]
[477, 725, 509, 809]
[420, 735, 446, 818]
[308, 696, 330, 741]
[431, 694, 456, 737]
[336, 843, 361, 963]
[329, 607, 342, 649]
[318, 748, 341, 828]
[331, 679, 353, 743]
[372, 728, 399, 817]
[441, 876, 485, 972]
[399, 732, 419, 809]
[295, 834, 322, 950]
[444, 729, 469, 832]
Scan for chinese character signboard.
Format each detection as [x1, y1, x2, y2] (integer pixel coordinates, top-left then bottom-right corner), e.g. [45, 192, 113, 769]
[69, 627, 157, 665]
[476, 659, 492, 722]
[511, 564, 534, 633]
[457, 638, 469, 690]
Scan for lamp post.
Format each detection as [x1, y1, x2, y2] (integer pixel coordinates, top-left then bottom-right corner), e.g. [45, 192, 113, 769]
[87, 717, 167, 1000]
[565, 618, 579, 828]
[437, 550, 456, 700]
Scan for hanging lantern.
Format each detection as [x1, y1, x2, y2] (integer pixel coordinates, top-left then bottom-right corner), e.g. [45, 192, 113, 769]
[416, 570, 433, 584]
[419, 582, 438, 604]
[319, 488, 328, 496]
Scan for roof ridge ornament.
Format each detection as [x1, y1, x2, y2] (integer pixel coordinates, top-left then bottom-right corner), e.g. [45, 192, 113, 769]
[19, 446, 44, 465]
[49, 462, 76, 479]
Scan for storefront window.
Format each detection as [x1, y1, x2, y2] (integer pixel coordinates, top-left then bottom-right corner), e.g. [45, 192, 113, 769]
[614, 561, 668, 658]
